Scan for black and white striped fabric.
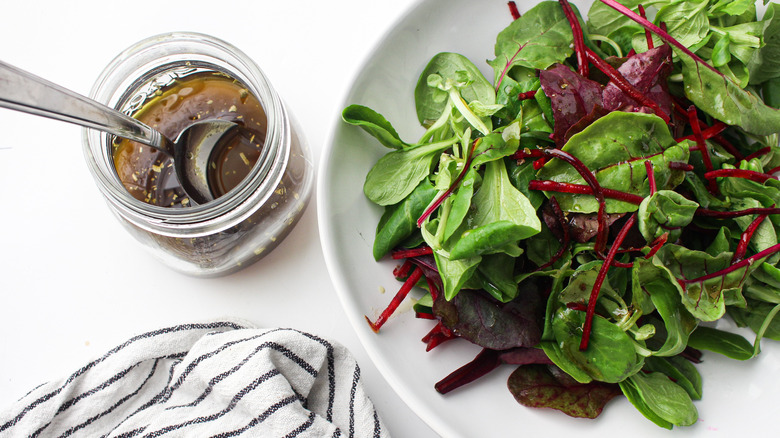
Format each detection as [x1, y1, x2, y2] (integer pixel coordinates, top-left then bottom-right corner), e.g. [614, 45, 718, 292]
[0, 321, 388, 437]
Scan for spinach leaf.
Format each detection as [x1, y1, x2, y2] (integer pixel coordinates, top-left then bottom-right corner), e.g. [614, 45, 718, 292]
[342, 104, 410, 149]
[364, 138, 455, 205]
[748, 3, 780, 84]
[449, 159, 541, 260]
[551, 307, 644, 384]
[678, 50, 780, 136]
[644, 356, 703, 401]
[507, 364, 622, 419]
[537, 112, 691, 214]
[373, 179, 437, 260]
[414, 52, 496, 128]
[638, 190, 699, 243]
[476, 253, 519, 302]
[620, 372, 698, 428]
[489, 1, 574, 89]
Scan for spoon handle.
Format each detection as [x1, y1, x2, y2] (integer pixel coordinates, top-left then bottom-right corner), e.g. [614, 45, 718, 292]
[0, 60, 169, 152]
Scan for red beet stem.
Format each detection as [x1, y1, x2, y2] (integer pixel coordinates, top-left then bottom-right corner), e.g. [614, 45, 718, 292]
[743, 147, 773, 163]
[696, 207, 780, 219]
[435, 349, 502, 394]
[508, 1, 521, 20]
[704, 168, 778, 184]
[366, 267, 424, 333]
[392, 246, 434, 259]
[417, 139, 479, 227]
[645, 160, 657, 194]
[559, 0, 589, 77]
[679, 242, 780, 285]
[676, 121, 727, 143]
[688, 106, 718, 194]
[581, 214, 637, 350]
[669, 162, 694, 171]
[733, 211, 771, 263]
[638, 5, 653, 49]
[528, 180, 645, 205]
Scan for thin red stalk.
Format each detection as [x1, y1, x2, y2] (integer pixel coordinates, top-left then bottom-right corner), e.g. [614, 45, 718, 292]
[743, 147, 772, 163]
[675, 120, 727, 143]
[417, 139, 479, 227]
[598, 0, 721, 75]
[581, 214, 637, 350]
[366, 267, 424, 333]
[559, 0, 589, 77]
[696, 207, 780, 218]
[669, 162, 694, 171]
[733, 212, 770, 263]
[704, 168, 778, 184]
[435, 349, 502, 394]
[508, 1, 521, 20]
[415, 312, 436, 320]
[645, 160, 657, 194]
[645, 233, 669, 259]
[688, 106, 718, 194]
[713, 134, 744, 160]
[393, 259, 414, 278]
[533, 157, 548, 170]
[638, 5, 653, 49]
[769, 165, 780, 175]
[392, 246, 434, 259]
[529, 180, 645, 205]
[422, 321, 456, 351]
[585, 48, 670, 123]
[679, 242, 780, 284]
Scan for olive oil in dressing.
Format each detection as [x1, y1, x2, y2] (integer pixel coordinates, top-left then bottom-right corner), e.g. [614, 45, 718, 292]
[111, 72, 268, 207]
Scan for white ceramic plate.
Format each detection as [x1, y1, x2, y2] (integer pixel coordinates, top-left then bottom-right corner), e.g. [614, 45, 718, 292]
[318, 1, 780, 436]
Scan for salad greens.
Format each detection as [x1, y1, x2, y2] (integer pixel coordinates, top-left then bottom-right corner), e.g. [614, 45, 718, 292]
[344, 0, 780, 429]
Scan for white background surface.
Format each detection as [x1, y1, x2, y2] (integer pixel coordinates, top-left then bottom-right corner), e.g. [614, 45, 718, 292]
[0, 1, 438, 437]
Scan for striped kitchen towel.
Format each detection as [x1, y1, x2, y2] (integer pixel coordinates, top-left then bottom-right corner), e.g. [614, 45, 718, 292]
[0, 320, 388, 438]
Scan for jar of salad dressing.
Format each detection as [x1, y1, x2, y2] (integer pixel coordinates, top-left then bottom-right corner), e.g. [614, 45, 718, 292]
[83, 32, 313, 277]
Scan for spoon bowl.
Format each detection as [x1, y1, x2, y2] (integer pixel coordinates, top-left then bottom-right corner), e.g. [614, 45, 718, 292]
[0, 59, 237, 204]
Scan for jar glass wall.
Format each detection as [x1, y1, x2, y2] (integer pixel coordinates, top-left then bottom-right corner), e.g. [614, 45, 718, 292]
[83, 32, 313, 277]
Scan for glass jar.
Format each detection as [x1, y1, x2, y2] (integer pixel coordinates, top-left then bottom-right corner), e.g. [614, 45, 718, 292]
[83, 32, 313, 277]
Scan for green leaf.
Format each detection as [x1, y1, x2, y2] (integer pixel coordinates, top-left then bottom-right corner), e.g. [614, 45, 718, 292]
[644, 355, 703, 401]
[434, 250, 480, 301]
[363, 138, 455, 206]
[654, 0, 709, 51]
[537, 112, 691, 214]
[449, 159, 541, 259]
[373, 179, 437, 260]
[415, 52, 496, 127]
[748, 3, 780, 84]
[342, 105, 410, 150]
[620, 372, 698, 428]
[476, 253, 519, 302]
[679, 50, 780, 136]
[489, 1, 574, 88]
[687, 326, 754, 360]
[551, 308, 644, 384]
[638, 190, 699, 243]
[633, 259, 698, 357]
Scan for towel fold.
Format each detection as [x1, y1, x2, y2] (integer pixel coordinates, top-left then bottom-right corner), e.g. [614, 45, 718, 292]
[0, 320, 388, 438]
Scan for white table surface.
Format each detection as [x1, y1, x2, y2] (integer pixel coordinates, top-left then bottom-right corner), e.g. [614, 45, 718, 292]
[0, 1, 439, 436]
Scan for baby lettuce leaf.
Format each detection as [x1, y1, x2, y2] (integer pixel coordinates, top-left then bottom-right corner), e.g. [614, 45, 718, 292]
[342, 104, 410, 149]
[678, 50, 780, 136]
[537, 112, 691, 214]
[686, 326, 754, 360]
[364, 138, 455, 206]
[748, 3, 780, 84]
[619, 372, 698, 429]
[415, 52, 496, 127]
[644, 356, 703, 401]
[633, 259, 698, 357]
[476, 253, 519, 302]
[449, 159, 541, 260]
[489, 1, 574, 89]
[507, 364, 622, 419]
[638, 190, 699, 243]
[373, 179, 437, 260]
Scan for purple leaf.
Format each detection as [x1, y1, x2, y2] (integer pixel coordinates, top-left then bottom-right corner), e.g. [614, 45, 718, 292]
[507, 364, 622, 419]
[602, 45, 673, 116]
[539, 64, 604, 147]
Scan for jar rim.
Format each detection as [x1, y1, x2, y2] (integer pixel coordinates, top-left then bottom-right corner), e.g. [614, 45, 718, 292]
[82, 32, 290, 238]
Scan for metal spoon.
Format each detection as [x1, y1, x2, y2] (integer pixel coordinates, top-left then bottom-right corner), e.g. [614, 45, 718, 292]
[0, 59, 237, 205]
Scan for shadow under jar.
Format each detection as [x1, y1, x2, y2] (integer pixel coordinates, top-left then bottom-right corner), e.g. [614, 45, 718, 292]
[83, 32, 313, 277]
